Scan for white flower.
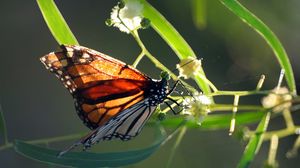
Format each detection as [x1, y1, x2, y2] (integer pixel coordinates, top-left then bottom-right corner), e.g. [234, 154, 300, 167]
[182, 93, 212, 125]
[110, 0, 144, 33]
[262, 87, 292, 113]
[176, 57, 202, 79]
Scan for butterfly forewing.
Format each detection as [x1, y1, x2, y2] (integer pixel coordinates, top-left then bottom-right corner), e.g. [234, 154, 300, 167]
[40, 45, 152, 129]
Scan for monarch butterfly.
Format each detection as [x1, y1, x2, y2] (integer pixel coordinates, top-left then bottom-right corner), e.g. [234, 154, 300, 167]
[40, 45, 177, 156]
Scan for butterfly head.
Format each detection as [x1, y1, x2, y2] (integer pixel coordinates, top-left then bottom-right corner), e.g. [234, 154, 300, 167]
[160, 71, 170, 81]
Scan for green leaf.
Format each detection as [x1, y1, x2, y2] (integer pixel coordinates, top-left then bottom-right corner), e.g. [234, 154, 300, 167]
[37, 0, 79, 45]
[237, 112, 271, 168]
[140, 0, 211, 95]
[140, 0, 195, 59]
[0, 104, 8, 145]
[220, 0, 296, 95]
[14, 129, 165, 167]
[151, 111, 265, 129]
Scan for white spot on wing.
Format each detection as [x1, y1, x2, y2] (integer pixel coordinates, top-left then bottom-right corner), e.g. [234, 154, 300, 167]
[57, 70, 63, 75]
[82, 53, 90, 58]
[67, 52, 73, 57]
[66, 81, 71, 85]
[41, 57, 46, 62]
[79, 58, 86, 63]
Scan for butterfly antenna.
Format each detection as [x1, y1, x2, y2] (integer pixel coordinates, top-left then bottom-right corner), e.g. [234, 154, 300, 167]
[169, 57, 200, 93]
[178, 80, 197, 101]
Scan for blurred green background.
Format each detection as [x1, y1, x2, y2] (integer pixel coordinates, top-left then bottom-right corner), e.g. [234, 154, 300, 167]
[0, 0, 299, 167]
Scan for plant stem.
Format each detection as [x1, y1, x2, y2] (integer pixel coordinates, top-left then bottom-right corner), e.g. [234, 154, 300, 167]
[210, 104, 263, 112]
[229, 95, 240, 135]
[209, 90, 270, 97]
[282, 109, 294, 129]
[267, 135, 279, 166]
[132, 51, 145, 67]
[131, 30, 196, 91]
[263, 126, 300, 141]
[131, 31, 175, 77]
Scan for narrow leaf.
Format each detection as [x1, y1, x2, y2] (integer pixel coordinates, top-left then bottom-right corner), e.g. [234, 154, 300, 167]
[220, 0, 296, 94]
[237, 112, 271, 168]
[141, 0, 195, 59]
[140, 0, 211, 94]
[150, 111, 265, 129]
[14, 129, 165, 167]
[37, 0, 79, 45]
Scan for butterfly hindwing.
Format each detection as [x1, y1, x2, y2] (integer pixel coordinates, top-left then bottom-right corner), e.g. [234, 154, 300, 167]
[58, 100, 156, 157]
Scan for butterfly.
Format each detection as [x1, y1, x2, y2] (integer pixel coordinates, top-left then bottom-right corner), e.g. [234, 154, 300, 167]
[40, 45, 177, 156]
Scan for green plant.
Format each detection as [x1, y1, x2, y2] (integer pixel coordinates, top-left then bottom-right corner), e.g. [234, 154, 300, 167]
[0, 0, 299, 167]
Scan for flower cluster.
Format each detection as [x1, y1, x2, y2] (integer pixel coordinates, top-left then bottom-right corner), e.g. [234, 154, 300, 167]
[176, 57, 202, 79]
[182, 93, 212, 125]
[108, 0, 145, 34]
[261, 87, 292, 113]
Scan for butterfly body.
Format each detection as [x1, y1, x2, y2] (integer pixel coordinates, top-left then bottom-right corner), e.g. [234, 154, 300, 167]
[40, 45, 170, 155]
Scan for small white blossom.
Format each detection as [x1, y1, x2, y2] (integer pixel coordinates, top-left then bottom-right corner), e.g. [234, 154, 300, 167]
[182, 93, 212, 125]
[262, 87, 292, 113]
[176, 57, 202, 79]
[110, 0, 144, 33]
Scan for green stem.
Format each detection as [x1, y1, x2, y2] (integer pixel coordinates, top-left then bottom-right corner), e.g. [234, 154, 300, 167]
[263, 126, 300, 141]
[132, 51, 146, 67]
[267, 135, 279, 166]
[209, 90, 270, 97]
[131, 30, 196, 91]
[132, 31, 175, 77]
[210, 104, 263, 112]
[283, 109, 294, 129]
[286, 135, 300, 158]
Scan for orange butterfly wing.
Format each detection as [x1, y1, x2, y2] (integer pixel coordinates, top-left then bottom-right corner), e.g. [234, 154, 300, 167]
[40, 45, 152, 129]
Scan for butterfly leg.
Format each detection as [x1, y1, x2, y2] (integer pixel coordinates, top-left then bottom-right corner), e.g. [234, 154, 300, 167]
[167, 80, 180, 95]
[165, 97, 182, 115]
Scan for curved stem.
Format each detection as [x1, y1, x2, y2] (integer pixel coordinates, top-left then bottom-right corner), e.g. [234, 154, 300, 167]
[131, 31, 174, 76]
[132, 51, 146, 67]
